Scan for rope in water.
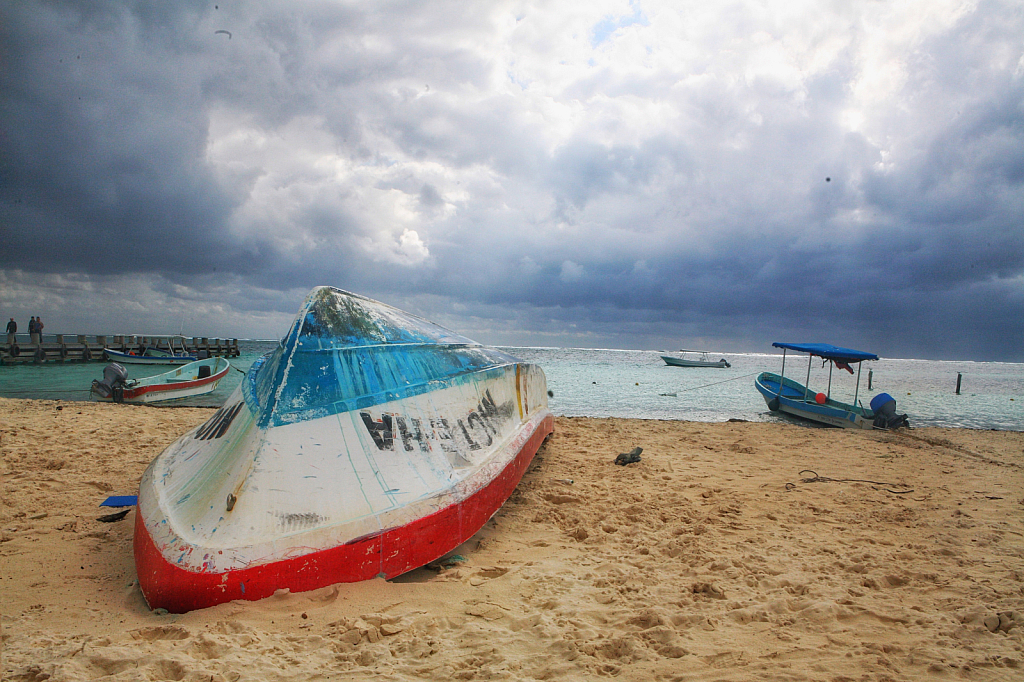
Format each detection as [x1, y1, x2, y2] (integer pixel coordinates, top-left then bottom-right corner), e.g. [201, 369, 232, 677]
[677, 371, 759, 393]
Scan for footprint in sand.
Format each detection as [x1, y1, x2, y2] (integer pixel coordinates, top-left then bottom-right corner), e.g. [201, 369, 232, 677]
[130, 624, 190, 641]
[469, 566, 509, 586]
[543, 492, 579, 504]
[465, 600, 507, 620]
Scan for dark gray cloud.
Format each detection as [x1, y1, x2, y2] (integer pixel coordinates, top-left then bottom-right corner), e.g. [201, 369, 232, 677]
[1, 0, 1021, 360]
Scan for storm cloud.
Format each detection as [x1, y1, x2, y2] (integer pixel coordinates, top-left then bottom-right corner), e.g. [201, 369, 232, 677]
[1, 0, 1021, 360]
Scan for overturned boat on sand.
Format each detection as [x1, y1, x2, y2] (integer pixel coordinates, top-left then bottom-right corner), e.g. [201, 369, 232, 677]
[134, 287, 553, 612]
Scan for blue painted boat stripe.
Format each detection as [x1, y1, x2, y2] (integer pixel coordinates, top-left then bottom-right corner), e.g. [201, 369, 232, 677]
[101, 495, 138, 507]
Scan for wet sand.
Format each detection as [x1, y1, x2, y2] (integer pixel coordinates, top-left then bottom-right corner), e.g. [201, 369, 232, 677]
[2, 397, 1022, 681]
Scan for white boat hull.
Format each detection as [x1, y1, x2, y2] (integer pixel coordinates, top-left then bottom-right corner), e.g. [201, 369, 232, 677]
[662, 355, 730, 368]
[133, 287, 553, 612]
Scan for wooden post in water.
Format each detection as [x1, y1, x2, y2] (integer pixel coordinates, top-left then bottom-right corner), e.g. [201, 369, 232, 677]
[955, 372, 962, 395]
[868, 369, 873, 390]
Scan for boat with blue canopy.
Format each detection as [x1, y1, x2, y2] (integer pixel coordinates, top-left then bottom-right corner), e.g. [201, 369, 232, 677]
[755, 342, 908, 429]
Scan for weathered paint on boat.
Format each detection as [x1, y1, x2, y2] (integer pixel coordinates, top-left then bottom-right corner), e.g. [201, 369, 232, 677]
[134, 287, 553, 612]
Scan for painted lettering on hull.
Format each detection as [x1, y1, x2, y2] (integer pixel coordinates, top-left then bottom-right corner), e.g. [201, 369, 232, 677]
[358, 390, 515, 457]
[359, 413, 394, 450]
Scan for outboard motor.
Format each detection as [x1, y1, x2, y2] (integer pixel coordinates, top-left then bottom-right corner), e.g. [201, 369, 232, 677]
[870, 392, 909, 429]
[91, 362, 129, 402]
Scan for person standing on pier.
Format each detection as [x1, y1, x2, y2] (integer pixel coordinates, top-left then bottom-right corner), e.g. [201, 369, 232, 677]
[35, 318, 43, 335]
[28, 317, 36, 334]
[6, 318, 16, 335]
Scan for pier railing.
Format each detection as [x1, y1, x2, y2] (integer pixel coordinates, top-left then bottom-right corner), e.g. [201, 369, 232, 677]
[1, 334, 240, 365]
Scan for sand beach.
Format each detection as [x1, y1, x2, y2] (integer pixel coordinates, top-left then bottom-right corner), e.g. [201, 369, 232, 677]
[2, 397, 1022, 681]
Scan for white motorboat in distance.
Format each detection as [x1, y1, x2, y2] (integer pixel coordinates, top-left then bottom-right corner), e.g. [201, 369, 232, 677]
[661, 349, 731, 368]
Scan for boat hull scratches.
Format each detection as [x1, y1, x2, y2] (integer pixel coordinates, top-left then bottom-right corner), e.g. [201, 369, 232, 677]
[133, 413, 553, 613]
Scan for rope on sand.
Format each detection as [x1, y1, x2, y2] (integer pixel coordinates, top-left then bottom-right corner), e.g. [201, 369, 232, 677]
[788, 469, 914, 495]
[888, 430, 1021, 470]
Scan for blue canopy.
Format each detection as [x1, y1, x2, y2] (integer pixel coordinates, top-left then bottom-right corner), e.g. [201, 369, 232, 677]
[772, 342, 878, 363]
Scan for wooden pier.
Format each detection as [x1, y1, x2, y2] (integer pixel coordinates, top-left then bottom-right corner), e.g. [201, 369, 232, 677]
[1, 334, 240, 365]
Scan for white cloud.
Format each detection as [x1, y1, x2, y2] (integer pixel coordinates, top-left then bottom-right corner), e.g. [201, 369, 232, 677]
[559, 260, 585, 282]
[2, 0, 1022, 360]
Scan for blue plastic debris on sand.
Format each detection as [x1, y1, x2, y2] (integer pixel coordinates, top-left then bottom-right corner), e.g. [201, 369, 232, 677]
[100, 495, 138, 507]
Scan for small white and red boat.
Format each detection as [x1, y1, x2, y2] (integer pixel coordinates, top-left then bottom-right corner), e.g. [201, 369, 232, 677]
[90, 357, 230, 404]
[134, 287, 553, 612]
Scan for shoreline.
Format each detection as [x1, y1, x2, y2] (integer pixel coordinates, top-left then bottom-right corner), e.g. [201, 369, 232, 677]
[2, 393, 1024, 430]
[2, 398, 1022, 680]
[2, 396, 1023, 432]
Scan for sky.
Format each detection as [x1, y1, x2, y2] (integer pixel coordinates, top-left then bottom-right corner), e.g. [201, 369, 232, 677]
[1, 0, 1022, 361]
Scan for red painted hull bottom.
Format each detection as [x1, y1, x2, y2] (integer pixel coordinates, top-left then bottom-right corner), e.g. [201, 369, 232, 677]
[134, 414, 553, 613]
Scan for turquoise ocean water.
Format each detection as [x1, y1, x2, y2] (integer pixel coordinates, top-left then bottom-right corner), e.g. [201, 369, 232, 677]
[0, 342, 1020, 430]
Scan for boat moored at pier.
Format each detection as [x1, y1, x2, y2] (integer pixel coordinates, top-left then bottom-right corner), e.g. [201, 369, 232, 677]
[103, 338, 198, 365]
